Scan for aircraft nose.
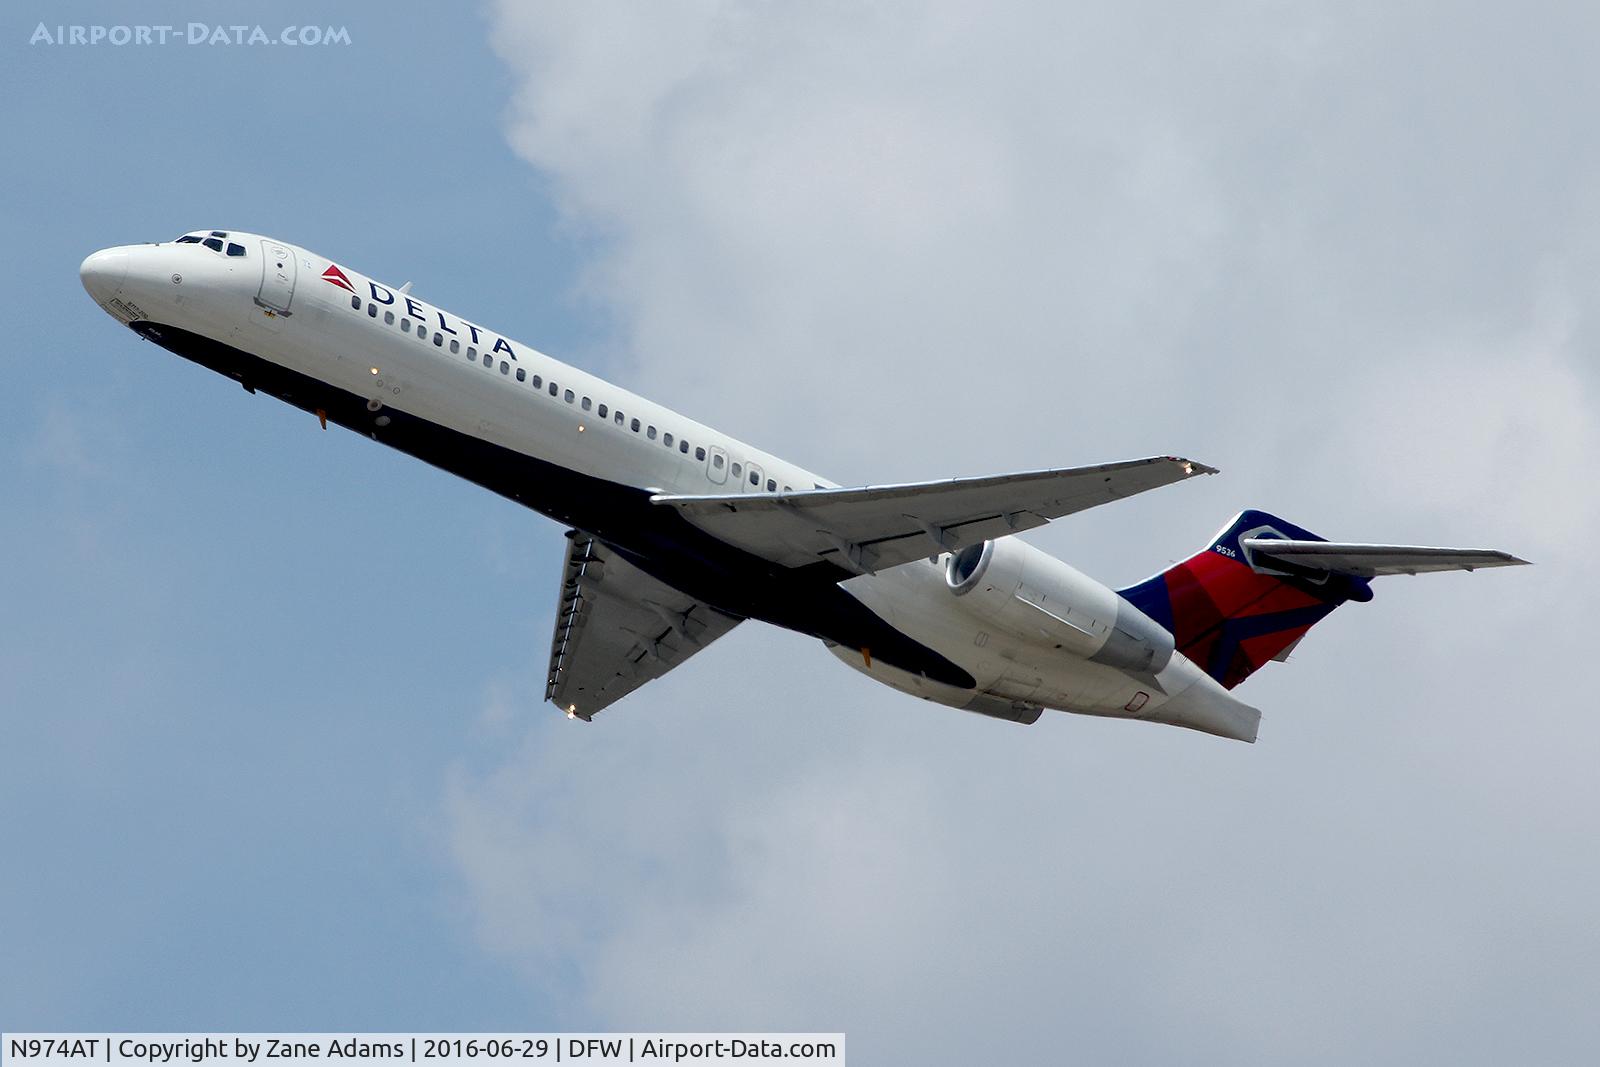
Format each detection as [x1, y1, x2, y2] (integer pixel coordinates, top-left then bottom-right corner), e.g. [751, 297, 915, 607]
[80, 247, 130, 304]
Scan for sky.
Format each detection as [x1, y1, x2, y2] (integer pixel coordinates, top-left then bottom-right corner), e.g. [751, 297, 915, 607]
[4, 2, 1599, 1062]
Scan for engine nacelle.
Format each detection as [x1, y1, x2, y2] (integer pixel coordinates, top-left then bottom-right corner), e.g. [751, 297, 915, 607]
[945, 539, 1174, 673]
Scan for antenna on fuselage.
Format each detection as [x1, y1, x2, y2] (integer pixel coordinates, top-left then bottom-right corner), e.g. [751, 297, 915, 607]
[398, 281, 413, 295]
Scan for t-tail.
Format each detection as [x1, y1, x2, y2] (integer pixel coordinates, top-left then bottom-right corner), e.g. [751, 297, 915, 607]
[1119, 509, 1528, 690]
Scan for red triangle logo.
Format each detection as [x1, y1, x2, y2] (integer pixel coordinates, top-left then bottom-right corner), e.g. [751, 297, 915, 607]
[321, 263, 356, 292]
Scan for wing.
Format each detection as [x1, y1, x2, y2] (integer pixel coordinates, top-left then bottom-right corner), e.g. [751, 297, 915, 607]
[652, 456, 1215, 574]
[1241, 538, 1531, 578]
[547, 531, 744, 720]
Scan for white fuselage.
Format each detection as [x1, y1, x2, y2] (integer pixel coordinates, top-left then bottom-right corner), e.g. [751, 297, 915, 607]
[80, 231, 1254, 739]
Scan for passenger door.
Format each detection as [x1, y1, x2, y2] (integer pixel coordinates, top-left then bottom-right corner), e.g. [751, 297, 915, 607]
[255, 239, 297, 315]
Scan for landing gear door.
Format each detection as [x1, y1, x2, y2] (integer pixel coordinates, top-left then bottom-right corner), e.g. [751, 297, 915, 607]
[255, 240, 297, 316]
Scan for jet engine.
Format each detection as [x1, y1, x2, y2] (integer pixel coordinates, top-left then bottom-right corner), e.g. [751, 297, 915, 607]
[945, 539, 1174, 673]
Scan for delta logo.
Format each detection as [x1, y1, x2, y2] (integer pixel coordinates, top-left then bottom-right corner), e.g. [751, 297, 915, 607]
[320, 265, 523, 361]
[320, 263, 356, 293]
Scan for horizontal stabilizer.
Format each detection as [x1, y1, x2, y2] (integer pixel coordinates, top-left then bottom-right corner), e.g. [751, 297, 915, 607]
[1241, 539, 1530, 578]
[653, 456, 1215, 574]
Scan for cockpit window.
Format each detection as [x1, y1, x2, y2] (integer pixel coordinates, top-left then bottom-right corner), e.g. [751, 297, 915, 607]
[177, 231, 242, 253]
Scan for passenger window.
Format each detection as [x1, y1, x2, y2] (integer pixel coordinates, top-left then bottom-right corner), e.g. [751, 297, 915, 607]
[581, 397, 592, 411]
[419, 328, 429, 342]
[434, 334, 444, 347]
[631, 418, 640, 432]
[466, 346, 476, 360]
[767, 479, 777, 491]
[532, 375, 542, 388]
[227, 243, 246, 257]
[367, 304, 377, 318]
[500, 362, 509, 374]
[713, 454, 724, 469]
[549, 382, 558, 396]
[449, 339, 459, 353]
[614, 411, 625, 425]
[647, 426, 657, 440]
[663, 432, 673, 447]
[401, 319, 411, 332]
[564, 389, 574, 403]
[483, 353, 493, 367]
[731, 462, 742, 478]
[351, 295, 361, 309]
[750, 471, 760, 486]
[516, 368, 526, 382]
[384, 311, 395, 325]
[597, 404, 608, 419]
[202, 238, 223, 252]
[695, 447, 706, 461]
[783, 485, 792, 492]
[680, 440, 690, 454]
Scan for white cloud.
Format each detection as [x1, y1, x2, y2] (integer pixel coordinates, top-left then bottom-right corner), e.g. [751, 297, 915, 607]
[458, 3, 1600, 1060]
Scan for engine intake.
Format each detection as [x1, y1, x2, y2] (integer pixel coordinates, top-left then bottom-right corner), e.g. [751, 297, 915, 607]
[945, 538, 1173, 674]
[946, 541, 994, 595]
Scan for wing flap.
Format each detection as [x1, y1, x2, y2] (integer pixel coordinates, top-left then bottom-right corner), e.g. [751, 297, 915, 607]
[547, 531, 743, 719]
[653, 456, 1216, 573]
[1241, 538, 1530, 578]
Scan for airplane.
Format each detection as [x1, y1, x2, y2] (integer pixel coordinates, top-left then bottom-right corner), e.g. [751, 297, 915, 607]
[79, 230, 1528, 743]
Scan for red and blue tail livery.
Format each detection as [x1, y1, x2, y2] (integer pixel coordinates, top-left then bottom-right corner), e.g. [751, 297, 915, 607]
[1119, 510, 1374, 689]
